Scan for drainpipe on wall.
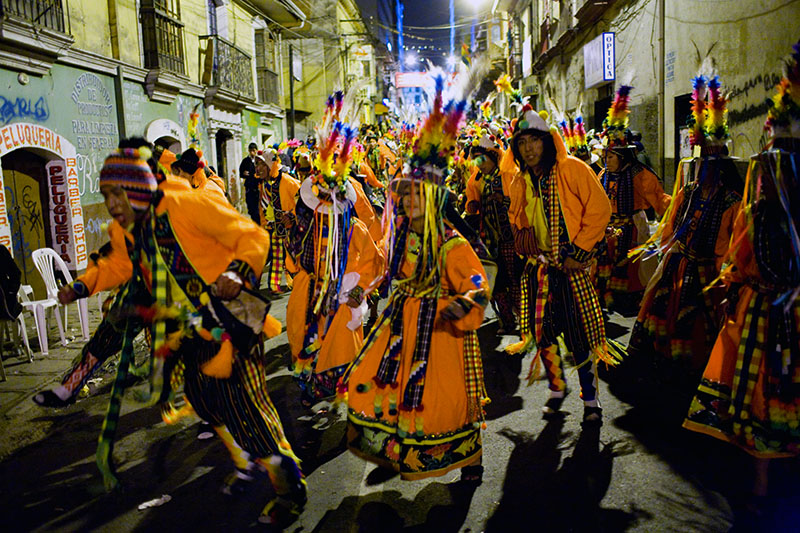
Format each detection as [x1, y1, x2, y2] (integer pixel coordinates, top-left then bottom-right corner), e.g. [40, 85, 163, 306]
[114, 65, 127, 139]
[657, 0, 665, 180]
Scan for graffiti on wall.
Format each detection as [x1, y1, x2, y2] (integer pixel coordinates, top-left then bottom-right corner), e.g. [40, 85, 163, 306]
[0, 96, 50, 125]
[3, 184, 45, 275]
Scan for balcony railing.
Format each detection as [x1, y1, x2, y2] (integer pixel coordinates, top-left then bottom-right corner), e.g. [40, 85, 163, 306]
[257, 67, 279, 106]
[1, 0, 66, 33]
[141, 0, 185, 75]
[200, 34, 254, 100]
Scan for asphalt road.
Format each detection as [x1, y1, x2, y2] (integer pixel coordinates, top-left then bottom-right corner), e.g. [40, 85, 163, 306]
[1, 292, 799, 532]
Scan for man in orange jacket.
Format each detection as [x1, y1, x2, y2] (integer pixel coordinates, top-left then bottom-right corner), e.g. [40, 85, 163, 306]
[506, 107, 613, 426]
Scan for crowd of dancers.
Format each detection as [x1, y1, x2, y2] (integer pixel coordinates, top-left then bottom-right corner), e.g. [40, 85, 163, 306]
[26, 40, 800, 528]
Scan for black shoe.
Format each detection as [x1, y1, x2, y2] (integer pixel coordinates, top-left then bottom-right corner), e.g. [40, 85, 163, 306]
[542, 392, 568, 419]
[221, 468, 255, 496]
[460, 464, 484, 485]
[196, 421, 214, 440]
[32, 390, 74, 408]
[581, 406, 603, 427]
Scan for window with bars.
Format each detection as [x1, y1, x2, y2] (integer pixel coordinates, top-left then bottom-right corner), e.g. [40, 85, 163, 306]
[0, 0, 66, 33]
[254, 29, 278, 106]
[140, 0, 185, 75]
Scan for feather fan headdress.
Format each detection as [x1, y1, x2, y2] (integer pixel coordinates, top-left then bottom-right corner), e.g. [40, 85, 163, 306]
[686, 74, 731, 154]
[602, 85, 633, 150]
[404, 75, 467, 185]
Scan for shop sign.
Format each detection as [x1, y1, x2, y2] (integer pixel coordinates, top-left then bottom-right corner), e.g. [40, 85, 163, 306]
[395, 72, 428, 88]
[45, 160, 74, 265]
[584, 32, 615, 89]
[0, 123, 86, 269]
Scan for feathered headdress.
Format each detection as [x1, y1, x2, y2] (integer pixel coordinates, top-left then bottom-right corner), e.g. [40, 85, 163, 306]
[405, 75, 467, 185]
[765, 40, 800, 140]
[688, 75, 708, 148]
[495, 73, 523, 110]
[559, 118, 576, 153]
[602, 85, 633, 150]
[686, 74, 731, 154]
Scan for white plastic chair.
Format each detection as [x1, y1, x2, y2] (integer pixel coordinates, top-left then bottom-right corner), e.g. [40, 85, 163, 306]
[18, 283, 65, 356]
[31, 248, 91, 342]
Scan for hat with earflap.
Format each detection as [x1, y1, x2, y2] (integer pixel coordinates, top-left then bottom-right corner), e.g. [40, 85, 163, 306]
[99, 146, 158, 211]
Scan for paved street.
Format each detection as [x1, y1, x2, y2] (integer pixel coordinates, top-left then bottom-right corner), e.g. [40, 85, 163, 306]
[1, 292, 799, 532]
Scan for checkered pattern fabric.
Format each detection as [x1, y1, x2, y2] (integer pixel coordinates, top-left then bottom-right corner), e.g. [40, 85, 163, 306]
[402, 297, 438, 409]
[464, 330, 487, 423]
[267, 234, 286, 291]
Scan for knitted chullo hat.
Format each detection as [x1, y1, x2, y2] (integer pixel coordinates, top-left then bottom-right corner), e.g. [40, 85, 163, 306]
[765, 40, 800, 141]
[99, 147, 157, 211]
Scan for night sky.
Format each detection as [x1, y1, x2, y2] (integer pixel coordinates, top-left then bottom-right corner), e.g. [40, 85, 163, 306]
[357, 0, 494, 68]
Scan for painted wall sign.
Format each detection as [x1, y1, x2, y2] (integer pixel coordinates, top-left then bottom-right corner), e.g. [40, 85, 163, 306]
[0, 179, 9, 251]
[0, 123, 86, 269]
[584, 32, 615, 89]
[45, 160, 75, 266]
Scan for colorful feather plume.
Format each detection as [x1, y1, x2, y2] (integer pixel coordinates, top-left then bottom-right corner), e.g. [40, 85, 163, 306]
[407, 75, 466, 184]
[706, 76, 729, 142]
[602, 85, 633, 148]
[606, 85, 632, 130]
[494, 73, 522, 105]
[314, 121, 342, 186]
[573, 116, 588, 152]
[689, 75, 708, 148]
[559, 119, 575, 153]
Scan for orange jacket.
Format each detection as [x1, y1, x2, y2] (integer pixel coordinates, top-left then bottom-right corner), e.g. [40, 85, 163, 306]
[597, 166, 671, 216]
[350, 179, 383, 243]
[259, 172, 301, 227]
[360, 161, 384, 189]
[509, 128, 612, 256]
[661, 185, 740, 271]
[75, 189, 269, 295]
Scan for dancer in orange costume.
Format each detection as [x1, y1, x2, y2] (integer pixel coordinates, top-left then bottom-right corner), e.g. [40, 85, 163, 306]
[343, 77, 490, 482]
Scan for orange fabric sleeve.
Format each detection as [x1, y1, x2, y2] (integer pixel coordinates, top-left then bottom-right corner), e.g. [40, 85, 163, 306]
[351, 180, 382, 242]
[280, 175, 301, 213]
[716, 202, 742, 273]
[361, 162, 384, 189]
[660, 187, 684, 246]
[346, 219, 386, 292]
[74, 220, 133, 296]
[166, 192, 270, 280]
[634, 167, 671, 216]
[442, 239, 488, 332]
[559, 158, 612, 253]
[508, 171, 528, 229]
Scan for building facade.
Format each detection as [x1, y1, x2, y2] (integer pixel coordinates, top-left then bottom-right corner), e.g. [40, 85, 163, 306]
[499, 0, 799, 185]
[0, 0, 306, 291]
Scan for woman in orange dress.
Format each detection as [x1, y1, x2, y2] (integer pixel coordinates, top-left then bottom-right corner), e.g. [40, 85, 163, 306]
[343, 79, 490, 482]
[286, 120, 385, 406]
[684, 47, 800, 503]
